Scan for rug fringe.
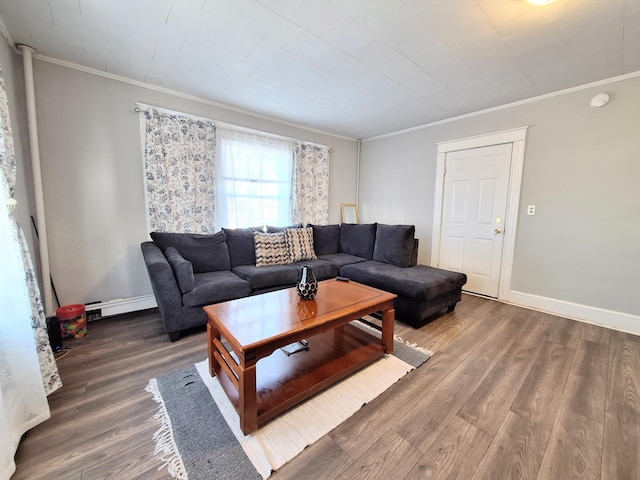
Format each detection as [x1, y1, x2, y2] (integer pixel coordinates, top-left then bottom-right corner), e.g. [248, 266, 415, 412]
[145, 378, 189, 480]
[392, 334, 433, 357]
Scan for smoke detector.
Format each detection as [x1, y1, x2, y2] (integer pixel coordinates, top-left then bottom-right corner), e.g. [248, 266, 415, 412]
[590, 93, 610, 108]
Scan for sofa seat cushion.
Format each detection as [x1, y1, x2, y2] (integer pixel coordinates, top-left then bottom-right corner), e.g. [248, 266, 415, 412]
[289, 259, 338, 280]
[340, 262, 467, 301]
[232, 264, 299, 290]
[317, 253, 367, 270]
[150, 230, 231, 273]
[182, 271, 252, 307]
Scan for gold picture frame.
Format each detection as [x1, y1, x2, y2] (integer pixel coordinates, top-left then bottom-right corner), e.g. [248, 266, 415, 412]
[341, 203, 358, 224]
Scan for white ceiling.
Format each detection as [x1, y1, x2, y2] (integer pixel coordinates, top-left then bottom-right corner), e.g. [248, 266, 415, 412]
[0, 0, 638, 139]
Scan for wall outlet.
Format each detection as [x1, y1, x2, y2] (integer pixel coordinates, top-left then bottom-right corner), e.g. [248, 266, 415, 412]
[527, 205, 536, 215]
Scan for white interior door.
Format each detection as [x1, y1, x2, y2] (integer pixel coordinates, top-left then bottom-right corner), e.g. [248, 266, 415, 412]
[438, 143, 513, 297]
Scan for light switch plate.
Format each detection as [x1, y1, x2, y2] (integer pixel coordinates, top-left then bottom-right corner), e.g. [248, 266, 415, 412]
[527, 205, 536, 215]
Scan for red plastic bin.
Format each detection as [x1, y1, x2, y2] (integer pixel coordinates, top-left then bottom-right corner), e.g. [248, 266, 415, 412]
[56, 304, 87, 339]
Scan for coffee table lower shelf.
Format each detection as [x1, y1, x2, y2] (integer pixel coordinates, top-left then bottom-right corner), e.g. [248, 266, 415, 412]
[211, 323, 384, 433]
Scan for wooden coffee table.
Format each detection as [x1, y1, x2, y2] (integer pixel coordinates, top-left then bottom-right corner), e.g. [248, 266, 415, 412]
[203, 279, 397, 434]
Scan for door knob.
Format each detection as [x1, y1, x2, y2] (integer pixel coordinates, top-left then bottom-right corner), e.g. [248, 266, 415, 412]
[494, 228, 503, 234]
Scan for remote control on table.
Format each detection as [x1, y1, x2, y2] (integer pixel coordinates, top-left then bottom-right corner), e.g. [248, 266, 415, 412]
[336, 276, 349, 282]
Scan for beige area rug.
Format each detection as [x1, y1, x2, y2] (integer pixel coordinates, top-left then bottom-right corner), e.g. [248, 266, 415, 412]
[147, 322, 431, 479]
[196, 355, 411, 478]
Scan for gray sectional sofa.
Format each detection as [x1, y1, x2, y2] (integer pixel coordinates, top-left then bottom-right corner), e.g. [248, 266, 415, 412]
[141, 223, 467, 341]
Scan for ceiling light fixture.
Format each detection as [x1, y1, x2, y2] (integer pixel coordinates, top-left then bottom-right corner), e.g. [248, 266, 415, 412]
[527, 0, 556, 5]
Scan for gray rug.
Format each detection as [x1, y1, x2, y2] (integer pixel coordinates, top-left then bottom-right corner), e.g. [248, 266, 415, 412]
[150, 366, 257, 479]
[147, 321, 430, 479]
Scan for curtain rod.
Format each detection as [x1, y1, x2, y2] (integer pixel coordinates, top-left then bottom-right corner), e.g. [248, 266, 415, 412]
[135, 102, 332, 151]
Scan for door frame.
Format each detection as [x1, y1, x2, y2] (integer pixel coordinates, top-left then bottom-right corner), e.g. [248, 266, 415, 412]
[431, 127, 528, 301]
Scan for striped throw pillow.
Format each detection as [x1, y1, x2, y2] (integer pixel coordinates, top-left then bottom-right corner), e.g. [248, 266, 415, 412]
[254, 232, 290, 267]
[285, 227, 317, 263]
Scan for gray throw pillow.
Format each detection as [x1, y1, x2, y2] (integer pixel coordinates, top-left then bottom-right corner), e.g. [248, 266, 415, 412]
[339, 223, 377, 259]
[373, 224, 416, 267]
[150, 230, 231, 273]
[165, 247, 195, 293]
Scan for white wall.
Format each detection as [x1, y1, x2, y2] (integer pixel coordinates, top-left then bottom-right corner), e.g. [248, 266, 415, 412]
[360, 75, 640, 330]
[31, 59, 358, 308]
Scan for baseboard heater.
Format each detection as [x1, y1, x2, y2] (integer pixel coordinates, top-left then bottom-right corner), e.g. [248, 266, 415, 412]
[84, 294, 157, 321]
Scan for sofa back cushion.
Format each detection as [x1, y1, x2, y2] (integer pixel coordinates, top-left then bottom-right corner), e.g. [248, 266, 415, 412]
[266, 223, 303, 233]
[339, 223, 377, 260]
[150, 231, 231, 273]
[223, 227, 261, 267]
[373, 224, 416, 267]
[310, 224, 340, 256]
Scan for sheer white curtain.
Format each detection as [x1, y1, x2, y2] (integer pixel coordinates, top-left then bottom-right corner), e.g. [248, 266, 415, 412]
[216, 128, 293, 228]
[0, 170, 51, 479]
[143, 107, 217, 233]
[291, 142, 330, 225]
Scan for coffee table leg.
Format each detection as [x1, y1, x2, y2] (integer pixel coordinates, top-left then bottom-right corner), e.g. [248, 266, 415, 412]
[207, 323, 217, 377]
[239, 355, 258, 435]
[381, 308, 395, 355]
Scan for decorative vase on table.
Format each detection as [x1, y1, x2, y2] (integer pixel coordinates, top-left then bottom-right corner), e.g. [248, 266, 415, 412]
[296, 265, 318, 300]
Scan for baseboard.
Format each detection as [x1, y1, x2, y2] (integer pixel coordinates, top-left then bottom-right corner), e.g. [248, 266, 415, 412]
[507, 290, 640, 336]
[85, 294, 157, 319]
[86, 291, 639, 337]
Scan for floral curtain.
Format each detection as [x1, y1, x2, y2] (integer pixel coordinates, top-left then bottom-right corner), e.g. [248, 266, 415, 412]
[0, 67, 15, 194]
[143, 108, 217, 233]
[291, 142, 330, 225]
[18, 227, 63, 393]
[0, 65, 60, 479]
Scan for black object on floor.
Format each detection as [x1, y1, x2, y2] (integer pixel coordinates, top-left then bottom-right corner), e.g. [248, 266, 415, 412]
[46, 316, 63, 353]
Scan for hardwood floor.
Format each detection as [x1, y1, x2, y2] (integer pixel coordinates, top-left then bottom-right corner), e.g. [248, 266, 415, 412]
[12, 294, 640, 479]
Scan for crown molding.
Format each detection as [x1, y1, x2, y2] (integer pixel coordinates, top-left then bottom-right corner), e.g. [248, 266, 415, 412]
[364, 70, 640, 141]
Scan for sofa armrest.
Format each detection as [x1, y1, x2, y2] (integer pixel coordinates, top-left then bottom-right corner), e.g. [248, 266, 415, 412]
[165, 247, 195, 293]
[141, 241, 184, 333]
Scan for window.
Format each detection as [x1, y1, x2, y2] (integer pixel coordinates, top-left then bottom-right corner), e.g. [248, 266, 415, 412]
[216, 128, 293, 228]
[140, 105, 331, 231]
